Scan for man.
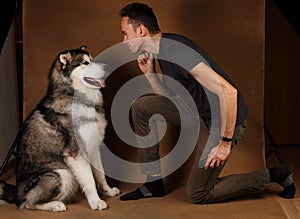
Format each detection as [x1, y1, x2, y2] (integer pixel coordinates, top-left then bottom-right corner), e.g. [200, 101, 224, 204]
[118, 2, 295, 203]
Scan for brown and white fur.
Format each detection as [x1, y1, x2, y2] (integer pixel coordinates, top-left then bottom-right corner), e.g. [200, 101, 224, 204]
[0, 46, 119, 212]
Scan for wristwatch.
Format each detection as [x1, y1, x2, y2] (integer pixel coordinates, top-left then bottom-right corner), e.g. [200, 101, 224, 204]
[221, 136, 233, 142]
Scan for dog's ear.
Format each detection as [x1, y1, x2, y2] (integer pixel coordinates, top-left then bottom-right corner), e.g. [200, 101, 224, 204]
[59, 51, 71, 69]
[80, 45, 87, 50]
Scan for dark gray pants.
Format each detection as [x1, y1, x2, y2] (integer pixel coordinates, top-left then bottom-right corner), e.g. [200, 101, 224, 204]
[131, 95, 270, 204]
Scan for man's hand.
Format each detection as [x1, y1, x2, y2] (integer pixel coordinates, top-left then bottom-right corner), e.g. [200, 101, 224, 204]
[137, 51, 155, 74]
[204, 142, 231, 169]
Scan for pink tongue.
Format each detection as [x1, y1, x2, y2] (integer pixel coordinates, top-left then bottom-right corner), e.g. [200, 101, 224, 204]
[96, 79, 106, 88]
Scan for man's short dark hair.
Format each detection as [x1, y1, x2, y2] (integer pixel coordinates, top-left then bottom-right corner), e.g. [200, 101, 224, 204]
[119, 2, 161, 34]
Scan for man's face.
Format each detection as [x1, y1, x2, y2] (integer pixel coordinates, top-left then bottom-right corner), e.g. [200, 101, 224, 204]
[121, 17, 143, 53]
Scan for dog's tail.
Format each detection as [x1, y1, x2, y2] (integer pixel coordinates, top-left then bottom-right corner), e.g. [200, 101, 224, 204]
[0, 180, 17, 204]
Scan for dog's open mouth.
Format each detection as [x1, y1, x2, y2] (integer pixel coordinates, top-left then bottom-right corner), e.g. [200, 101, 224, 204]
[84, 77, 106, 88]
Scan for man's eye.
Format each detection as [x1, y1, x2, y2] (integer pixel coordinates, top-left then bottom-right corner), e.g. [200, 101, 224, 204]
[82, 61, 90, 65]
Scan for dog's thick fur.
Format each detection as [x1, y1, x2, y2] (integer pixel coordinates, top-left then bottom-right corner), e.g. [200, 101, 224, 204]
[0, 46, 120, 212]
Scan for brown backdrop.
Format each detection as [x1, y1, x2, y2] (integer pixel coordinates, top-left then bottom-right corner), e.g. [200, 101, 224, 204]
[23, 0, 266, 184]
[265, 0, 300, 145]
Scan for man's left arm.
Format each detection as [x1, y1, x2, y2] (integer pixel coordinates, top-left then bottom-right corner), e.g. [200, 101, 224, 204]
[190, 62, 238, 169]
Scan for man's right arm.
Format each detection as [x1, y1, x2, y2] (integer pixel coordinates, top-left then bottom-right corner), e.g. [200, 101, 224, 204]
[138, 52, 173, 96]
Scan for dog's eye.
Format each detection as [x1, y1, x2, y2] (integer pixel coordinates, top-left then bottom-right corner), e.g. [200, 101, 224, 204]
[82, 61, 90, 65]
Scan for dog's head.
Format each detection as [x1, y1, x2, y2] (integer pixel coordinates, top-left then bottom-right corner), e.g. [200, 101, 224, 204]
[51, 46, 108, 91]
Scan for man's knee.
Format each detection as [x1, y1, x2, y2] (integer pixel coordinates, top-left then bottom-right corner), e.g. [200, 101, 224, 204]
[131, 97, 151, 116]
[186, 187, 212, 204]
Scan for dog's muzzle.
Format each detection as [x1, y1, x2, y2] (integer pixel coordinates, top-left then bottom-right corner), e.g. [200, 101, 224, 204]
[83, 63, 109, 88]
[84, 77, 106, 88]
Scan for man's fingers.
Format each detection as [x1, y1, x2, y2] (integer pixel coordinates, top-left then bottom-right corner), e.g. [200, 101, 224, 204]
[138, 51, 154, 63]
[137, 58, 146, 64]
[137, 56, 152, 65]
[205, 157, 222, 169]
[209, 158, 224, 168]
[205, 151, 215, 169]
[210, 159, 216, 168]
[204, 158, 212, 169]
[142, 51, 152, 58]
[138, 51, 151, 60]
[204, 145, 230, 170]
[137, 57, 148, 65]
[205, 158, 215, 169]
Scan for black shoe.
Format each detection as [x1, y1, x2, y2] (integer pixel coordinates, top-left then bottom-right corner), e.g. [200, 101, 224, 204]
[120, 179, 165, 201]
[268, 163, 292, 183]
[268, 164, 296, 199]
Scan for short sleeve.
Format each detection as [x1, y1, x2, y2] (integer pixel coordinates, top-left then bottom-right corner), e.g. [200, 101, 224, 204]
[158, 36, 209, 72]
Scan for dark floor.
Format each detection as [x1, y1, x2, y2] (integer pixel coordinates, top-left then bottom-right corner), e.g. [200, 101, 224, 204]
[0, 146, 299, 219]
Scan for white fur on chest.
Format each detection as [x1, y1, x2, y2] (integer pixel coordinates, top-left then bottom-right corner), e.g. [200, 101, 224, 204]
[72, 103, 106, 154]
[72, 103, 97, 120]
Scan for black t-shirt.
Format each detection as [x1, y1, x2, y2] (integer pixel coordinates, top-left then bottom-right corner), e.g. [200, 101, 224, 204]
[157, 33, 248, 127]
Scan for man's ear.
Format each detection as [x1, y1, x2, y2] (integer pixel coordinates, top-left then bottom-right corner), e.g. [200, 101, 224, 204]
[138, 24, 148, 36]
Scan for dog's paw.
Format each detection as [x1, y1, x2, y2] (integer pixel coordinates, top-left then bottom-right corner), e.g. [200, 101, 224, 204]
[35, 201, 67, 212]
[89, 199, 107, 210]
[50, 201, 67, 212]
[102, 187, 120, 197]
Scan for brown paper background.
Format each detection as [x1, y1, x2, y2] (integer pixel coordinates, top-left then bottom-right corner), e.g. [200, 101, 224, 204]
[23, 0, 266, 183]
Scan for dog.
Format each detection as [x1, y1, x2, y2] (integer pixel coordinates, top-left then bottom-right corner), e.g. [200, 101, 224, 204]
[0, 46, 120, 212]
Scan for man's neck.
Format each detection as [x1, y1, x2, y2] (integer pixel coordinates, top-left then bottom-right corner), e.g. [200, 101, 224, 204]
[144, 32, 162, 55]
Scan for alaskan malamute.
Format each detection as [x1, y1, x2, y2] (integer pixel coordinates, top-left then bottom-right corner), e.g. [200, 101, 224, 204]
[0, 46, 120, 212]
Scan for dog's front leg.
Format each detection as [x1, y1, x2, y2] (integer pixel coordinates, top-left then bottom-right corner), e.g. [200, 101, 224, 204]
[89, 147, 120, 197]
[64, 153, 107, 210]
[91, 166, 120, 197]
